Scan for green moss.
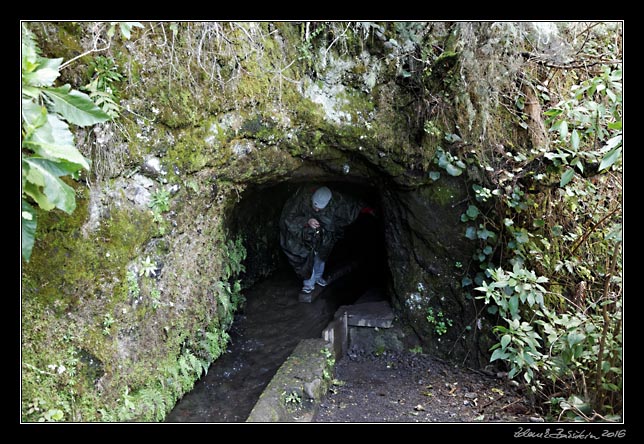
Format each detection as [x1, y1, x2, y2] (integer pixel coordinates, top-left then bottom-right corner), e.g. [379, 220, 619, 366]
[21, 181, 160, 421]
[423, 181, 461, 207]
[24, 191, 154, 308]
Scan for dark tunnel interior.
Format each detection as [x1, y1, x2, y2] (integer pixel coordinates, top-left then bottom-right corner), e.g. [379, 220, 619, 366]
[227, 179, 389, 301]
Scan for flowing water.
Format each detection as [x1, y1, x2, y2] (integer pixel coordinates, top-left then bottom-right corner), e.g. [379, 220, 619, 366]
[164, 267, 367, 422]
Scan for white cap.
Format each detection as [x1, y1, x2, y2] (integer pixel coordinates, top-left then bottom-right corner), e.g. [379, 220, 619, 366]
[312, 186, 332, 210]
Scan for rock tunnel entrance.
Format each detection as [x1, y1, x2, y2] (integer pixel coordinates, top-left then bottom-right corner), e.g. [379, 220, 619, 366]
[224, 168, 493, 358]
[167, 164, 492, 422]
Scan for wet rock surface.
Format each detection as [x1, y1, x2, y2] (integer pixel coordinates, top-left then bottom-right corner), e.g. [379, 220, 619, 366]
[314, 349, 536, 423]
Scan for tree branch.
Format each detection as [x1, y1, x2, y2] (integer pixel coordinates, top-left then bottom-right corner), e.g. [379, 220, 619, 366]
[521, 52, 622, 70]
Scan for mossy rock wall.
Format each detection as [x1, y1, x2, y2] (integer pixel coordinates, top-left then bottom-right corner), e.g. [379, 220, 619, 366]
[22, 22, 527, 421]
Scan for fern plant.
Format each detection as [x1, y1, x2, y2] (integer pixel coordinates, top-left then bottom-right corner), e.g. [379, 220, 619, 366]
[82, 55, 123, 119]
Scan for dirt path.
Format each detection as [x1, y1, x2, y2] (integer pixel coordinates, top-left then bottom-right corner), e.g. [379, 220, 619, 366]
[313, 349, 536, 423]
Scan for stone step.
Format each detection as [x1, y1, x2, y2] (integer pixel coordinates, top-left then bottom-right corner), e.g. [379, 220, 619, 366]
[342, 300, 394, 328]
[322, 311, 348, 361]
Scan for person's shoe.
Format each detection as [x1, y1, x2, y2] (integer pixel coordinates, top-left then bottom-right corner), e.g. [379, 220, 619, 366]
[316, 277, 328, 287]
[301, 286, 314, 294]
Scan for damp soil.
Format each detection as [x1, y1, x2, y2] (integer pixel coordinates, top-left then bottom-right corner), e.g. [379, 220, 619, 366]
[313, 349, 537, 423]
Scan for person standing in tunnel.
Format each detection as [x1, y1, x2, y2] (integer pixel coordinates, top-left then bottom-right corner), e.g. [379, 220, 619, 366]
[279, 185, 374, 294]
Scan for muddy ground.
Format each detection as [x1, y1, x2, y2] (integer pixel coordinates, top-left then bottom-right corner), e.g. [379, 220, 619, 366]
[314, 348, 538, 423]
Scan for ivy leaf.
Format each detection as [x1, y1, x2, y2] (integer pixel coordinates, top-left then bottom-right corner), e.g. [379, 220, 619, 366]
[466, 205, 480, 219]
[501, 334, 511, 350]
[445, 163, 463, 176]
[598, 147, 622, 172]
[43, 85, 111, 127]
[465, 226, 477, 240]
[21, 199, 38, 262]
[560, 168, 575, 187]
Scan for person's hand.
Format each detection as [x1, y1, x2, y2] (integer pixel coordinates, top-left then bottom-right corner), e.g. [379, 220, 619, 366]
[307, 218, 320, 229]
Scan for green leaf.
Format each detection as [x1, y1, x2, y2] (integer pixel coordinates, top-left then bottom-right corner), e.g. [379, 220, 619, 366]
[608, 121, 622, 131]
[43, 85, 111, 126]
[23, 158, 77, 214]
[567, 331, 586, 348]
[571, 129, 580, 151]
[23, 57, 63, 87]
[508, 295, 519, 319]
[560, 168, 575, 187]
[490, 348, 508, 362]
[559, 120, 568, 140]
[22, 199, 38, 262]
[598, 147, 622, 172]
[501, 334, 511, 350]
[21, 24, 39, 67]
[465, 226, 477, 240]
[477, 228, 492, 240]
[23, 114, 90, 170]
[21, 98, 47, 135]
[445, 163, 463, 176]
[604, 134, 622, 151]
[22, 86, 41, 100]
[429, 171, 440, 181]
[119, 22, 144, 40]
[466, 205, 480, 219]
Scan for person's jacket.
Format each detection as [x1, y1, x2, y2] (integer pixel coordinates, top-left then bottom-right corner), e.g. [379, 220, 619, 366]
[279, 186, 364, 279]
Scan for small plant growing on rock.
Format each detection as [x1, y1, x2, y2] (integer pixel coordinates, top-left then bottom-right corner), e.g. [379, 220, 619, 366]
[426, 307, 453, 336]
[139, 256, 157, 278]
[102, 313, 115, 336]
[281, 390, 302, 408]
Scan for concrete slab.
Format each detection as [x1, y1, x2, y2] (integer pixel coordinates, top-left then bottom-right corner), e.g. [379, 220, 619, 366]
[343, 301, 394, 328]
[322, 312, 348, 361]
[246, 339, 333, 422]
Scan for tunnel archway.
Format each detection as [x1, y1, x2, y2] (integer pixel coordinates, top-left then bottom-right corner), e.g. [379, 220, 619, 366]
[223, 159, 491, 368]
